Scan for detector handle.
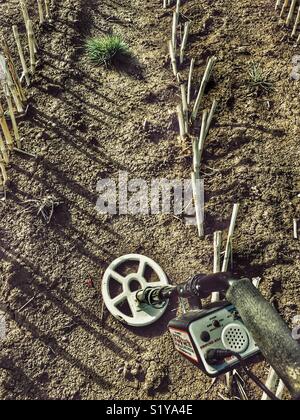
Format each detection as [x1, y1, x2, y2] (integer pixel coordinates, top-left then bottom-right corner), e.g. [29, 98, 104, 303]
[226, 278, 300, 400]
[176, 272, 236, 299]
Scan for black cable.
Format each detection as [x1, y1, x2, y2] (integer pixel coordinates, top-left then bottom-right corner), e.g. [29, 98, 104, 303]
[206, 349, 280, 401]
[234, 352, 280, 401]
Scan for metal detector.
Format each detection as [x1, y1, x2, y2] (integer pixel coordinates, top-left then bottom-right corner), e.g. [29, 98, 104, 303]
[102, 254, 300, 400]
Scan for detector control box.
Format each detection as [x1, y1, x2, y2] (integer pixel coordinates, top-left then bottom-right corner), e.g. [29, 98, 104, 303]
[168, 302, 260, 377]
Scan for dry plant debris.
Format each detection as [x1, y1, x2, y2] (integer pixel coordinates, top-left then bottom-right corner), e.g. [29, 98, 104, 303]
[23, 194, 62, 223]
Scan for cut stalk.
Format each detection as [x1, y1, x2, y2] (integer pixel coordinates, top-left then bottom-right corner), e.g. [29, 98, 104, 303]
[275, 0, 282, 10]
[169, 41, 178, 77]
[20, 0, 30, 24]
[12, 25, 30, 86]
[287, 0, 297, 25]
[261, 368, 279, 400]
[191, 171, 204, 237]
[293, 218, 298, 239]
[175, 0, 180, 14]
[0, 132, 9, 164]
[213, 231, 222, 273]
[187, 58, 195, 106]
[5, 90, 21, 148]
[9, 83, 24, 114]
[205, 99, 218, 139]
[211, 231, 222, 302]
[37, 0, 45, 24]
[0, 161, 8, 188]
[177, 104, 186, 139]
[20, 0, 38, 52]
[27, 20, 36, 74]
[198, 109, 208, 162]
[1, 36, 26, 105]
[0, 101, 14, 150]
[192, 56, 216, 121]
[172, 11, 179, 53]
[44, 0, 50, 19]
[192, 137, 200, 176]
[222, 203, 240, 272]
[292, 6, 300, 36]
[275, 380, 285, 399]
[0, 160, 8, 199]
[252, 277, 262, 288]
[176, 72, 182, 84]
[180, 22, 190, 64]
[14, 147, 36, 158]
[280, 0, 290, 18]
[218, 205, 239, 389]
[3, 65, 23, 114]
[180, 84, 188, 133]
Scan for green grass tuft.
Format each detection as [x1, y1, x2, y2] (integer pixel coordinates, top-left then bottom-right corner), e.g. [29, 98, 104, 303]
[247, 62, 274, 95]
[85, 35, 131, 66]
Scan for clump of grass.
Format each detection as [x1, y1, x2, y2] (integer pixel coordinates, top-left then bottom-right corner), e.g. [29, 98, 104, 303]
[85, 35, 131, 67]
[247, 62, 273, 95]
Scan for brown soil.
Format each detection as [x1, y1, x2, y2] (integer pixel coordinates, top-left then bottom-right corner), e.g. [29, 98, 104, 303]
[0, 0, 299, 400]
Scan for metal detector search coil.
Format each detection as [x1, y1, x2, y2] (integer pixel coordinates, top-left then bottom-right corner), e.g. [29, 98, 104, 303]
[102, 254, 169, 327]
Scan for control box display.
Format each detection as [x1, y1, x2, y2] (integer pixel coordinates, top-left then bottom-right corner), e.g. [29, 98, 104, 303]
[168, 302, 260, 377]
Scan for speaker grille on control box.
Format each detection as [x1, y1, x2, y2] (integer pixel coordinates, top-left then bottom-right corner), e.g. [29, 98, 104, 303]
[221, 323, 249, 353]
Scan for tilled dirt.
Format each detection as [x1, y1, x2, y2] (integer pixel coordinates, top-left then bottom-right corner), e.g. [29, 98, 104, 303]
[0, 0, 299, 400]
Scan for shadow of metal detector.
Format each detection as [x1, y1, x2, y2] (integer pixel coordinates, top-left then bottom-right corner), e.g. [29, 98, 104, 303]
[102, 254, 300, 401]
